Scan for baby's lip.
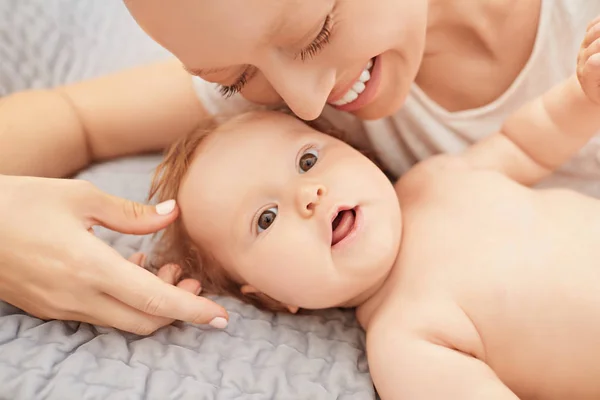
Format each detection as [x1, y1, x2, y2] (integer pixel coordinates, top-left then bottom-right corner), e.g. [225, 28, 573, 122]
[328, 205, 357, 246]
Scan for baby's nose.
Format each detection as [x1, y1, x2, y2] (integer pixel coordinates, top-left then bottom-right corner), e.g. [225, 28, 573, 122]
[296, 183, 327, 216]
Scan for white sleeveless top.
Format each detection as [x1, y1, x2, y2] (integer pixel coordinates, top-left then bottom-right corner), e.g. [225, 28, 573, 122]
[194, 0, 600, 196]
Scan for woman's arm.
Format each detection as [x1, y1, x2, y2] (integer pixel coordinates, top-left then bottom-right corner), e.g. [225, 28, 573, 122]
[0, 58, 209, 177]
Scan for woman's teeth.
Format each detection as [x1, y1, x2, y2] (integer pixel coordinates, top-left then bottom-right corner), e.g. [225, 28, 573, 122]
[332, 59, 374, 107]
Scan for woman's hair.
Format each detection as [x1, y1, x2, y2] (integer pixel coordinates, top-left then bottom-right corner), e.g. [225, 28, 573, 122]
[148, 109, 382, 313]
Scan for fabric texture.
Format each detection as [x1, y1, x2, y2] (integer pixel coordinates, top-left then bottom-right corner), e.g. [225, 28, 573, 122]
[0, 2, 374, 399]
[0, 156, 374, 400]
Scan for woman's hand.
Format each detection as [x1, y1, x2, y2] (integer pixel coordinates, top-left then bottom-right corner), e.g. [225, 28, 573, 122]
[0, 175, 228, 335]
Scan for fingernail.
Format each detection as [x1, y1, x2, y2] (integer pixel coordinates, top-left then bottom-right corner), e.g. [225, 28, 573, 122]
[156, 199, 176, 215]
[209, 317, 228, 329]
[194, 285, 202, 295]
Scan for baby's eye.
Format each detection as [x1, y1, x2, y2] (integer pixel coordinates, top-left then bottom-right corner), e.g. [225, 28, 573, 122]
[299, 148, 319, 173]
[257, 207, 278, 232]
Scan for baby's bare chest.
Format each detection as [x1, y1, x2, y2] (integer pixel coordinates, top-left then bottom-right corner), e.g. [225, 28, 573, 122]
[392, 180, 600, 398]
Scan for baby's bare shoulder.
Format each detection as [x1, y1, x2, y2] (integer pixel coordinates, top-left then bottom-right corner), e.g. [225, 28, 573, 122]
[367, 296, 485, 363]
[403, 154, 470, 179]
[394, 155, 479, 202]
[364, 298, 493, 397]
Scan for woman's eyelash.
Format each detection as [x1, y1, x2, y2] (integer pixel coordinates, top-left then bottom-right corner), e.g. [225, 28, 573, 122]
[299, 15, 332, 62]
[218, 69, 249, 98]
[217, 16, 332, 98]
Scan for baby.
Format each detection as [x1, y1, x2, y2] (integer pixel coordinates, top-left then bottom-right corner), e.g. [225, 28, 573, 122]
[147, 25, 600, 399]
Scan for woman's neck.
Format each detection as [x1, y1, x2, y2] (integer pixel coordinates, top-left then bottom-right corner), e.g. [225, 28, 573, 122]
[418, 0, 541, 110]
[424, 0, 524, 58]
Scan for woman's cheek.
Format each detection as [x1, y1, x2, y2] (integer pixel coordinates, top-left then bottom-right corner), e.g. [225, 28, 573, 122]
[241, 73, 284, 106]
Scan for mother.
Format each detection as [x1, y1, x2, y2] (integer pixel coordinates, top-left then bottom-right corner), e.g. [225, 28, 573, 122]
[1, 0, 598, 334]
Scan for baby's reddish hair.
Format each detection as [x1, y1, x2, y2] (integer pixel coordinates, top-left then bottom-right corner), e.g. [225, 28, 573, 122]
[148, 110, 383, 312]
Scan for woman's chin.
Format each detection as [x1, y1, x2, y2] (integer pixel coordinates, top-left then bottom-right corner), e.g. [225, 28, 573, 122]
[352, 51, 416, 120]
[352, 83, 409, 120]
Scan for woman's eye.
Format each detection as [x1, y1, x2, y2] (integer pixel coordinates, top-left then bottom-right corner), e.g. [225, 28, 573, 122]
[299, 149, 319, 173]
[257, 207, 278, 232]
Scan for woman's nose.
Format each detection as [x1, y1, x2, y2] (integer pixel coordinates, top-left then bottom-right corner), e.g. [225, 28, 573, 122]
[261, 58, 336, 121]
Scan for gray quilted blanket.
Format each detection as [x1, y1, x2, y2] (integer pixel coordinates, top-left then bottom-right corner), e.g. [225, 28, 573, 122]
[0, 1, 374, 399]
[0, 158, 374, 400]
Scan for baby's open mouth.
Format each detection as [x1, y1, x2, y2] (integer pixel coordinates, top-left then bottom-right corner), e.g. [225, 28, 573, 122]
[331, 208, 357, 246]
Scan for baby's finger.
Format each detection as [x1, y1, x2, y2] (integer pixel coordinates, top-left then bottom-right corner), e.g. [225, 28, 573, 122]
[156, 263, 183, 285]
[177, 278, 202, 295]
[128, 252, 146, 267]
[587, 53, 600, 71]
[582, 38, 600, 66]
[148, 263, 201, 295]
[587, 15, 600, 32]
[580, 53, 600, 105]
[98, 246, 228, 327]
[584, 19, 600, 48]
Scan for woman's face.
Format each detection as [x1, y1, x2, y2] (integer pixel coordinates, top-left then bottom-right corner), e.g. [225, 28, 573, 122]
[126, 0, 429, 121]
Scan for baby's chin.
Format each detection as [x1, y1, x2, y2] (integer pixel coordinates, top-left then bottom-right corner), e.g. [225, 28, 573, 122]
[295, 271, 392, 310]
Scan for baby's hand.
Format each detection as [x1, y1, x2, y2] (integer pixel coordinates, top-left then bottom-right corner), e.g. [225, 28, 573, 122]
[128, 252, 202, 295]
[578, 16, 600, 105]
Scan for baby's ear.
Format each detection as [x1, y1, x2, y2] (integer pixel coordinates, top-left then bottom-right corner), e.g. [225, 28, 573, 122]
[240, 285, 299, 314]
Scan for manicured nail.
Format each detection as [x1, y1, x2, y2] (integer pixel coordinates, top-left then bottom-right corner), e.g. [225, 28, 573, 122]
[209, 317, 228, 329]
[156, 199, 176, 215]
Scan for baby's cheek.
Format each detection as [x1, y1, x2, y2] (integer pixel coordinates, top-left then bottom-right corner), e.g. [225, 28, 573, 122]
[250, 249, 315, 294]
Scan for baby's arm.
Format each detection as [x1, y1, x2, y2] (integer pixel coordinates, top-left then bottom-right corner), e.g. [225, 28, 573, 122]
[462, 17, 600, 185]
[368, 333, 519, 400]
[0, 59, 209, 177]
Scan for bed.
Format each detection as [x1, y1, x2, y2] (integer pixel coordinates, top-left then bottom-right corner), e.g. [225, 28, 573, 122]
[0, 1, 375, 399]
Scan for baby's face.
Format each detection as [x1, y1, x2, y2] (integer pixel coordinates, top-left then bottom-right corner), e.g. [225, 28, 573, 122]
[179, 112, 401, 309]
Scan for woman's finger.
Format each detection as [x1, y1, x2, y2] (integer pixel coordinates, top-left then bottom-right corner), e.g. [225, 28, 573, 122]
[94, 241, 228, 327]
[77, 293, 174, 335]
[81, 184, 179, 235]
